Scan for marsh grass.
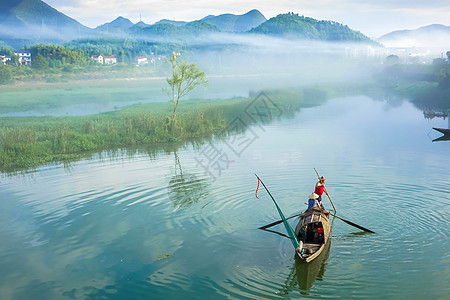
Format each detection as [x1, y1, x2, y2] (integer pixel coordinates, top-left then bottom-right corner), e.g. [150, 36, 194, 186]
[0, 87, 323, 171]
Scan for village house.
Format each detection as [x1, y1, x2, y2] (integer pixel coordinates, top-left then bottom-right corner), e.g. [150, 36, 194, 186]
[135, 56, 148, 66]
[0, 55, 11, 65]
[14, 50, 31, 65]
[91, 55, 104, 64]
[103, 55, 117, 65]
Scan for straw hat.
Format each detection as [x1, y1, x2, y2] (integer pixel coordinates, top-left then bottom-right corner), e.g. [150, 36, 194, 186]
[308, 192, 319, 199]
[320, 176, 327, 182]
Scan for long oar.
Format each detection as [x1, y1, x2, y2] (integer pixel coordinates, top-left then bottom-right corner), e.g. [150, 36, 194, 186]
[255, 174, 300, 249]
[329, 213, 375, 233]
[258, 213, 302, 230]
[314, 168, 336, 213]
[261, 212, 375, 233]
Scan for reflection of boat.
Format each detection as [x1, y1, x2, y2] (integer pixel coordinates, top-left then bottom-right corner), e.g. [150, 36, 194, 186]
[294, 207, 331, 263]
[433, 135, 450, 142]
[277, 239, 331, 295]
[433, 127, 450, 135]
[295, 239, 331, 290]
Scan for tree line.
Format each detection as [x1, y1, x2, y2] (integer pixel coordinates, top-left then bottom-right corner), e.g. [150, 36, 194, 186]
[249, 12, 374, 42]
[0, 39, 182, 84]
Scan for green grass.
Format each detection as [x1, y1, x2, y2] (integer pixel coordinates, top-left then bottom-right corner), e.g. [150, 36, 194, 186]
[0, 87, 325, 172]
[0, 78, 167, 114]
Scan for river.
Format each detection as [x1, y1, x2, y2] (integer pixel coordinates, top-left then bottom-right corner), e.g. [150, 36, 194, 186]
[0, 94, 449, 299]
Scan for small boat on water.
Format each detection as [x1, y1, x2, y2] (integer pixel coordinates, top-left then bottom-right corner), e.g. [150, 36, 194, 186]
[255, 174, 373, 264]
[294, 207, 331, 263]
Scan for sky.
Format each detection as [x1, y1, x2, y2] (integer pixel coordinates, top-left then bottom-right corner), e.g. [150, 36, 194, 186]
[44, 0, 450, 38]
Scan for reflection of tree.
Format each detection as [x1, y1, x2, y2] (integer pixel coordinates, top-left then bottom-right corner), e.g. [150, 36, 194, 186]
[168, 151, 209, 209]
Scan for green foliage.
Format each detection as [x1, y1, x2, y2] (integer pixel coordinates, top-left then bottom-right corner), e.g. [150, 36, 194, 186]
[31, 54, 49, 69]
[202, 9, 266, 32]
[0, 41, 12, 49]
[377, 64, 434, 84]
[376, 60, 450, 109]
[131, 21, 221, 38]
[249, 12, 374, 42]
[65, 38, 180, 65]
[0, 87, 317, 171]
[30, 44, 90, 67]
[166, 53, 207, 126]
[0, 64, 12, 84]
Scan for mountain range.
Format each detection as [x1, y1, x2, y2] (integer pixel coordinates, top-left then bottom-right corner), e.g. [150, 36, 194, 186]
[0, 0, 89, 42]
[378, 24, 450, 48]
[1, 0, 446, 50]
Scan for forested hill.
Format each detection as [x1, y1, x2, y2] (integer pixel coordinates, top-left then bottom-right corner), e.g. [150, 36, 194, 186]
[0, 0, 89, 38]
[202, 9, 267, 32]
[130, 20, 221, 39]
[250, 12, 373, 42]
[0, 1, 377, 48]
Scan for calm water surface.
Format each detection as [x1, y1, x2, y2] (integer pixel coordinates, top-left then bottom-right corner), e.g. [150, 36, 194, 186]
[0, 95, 449, 299]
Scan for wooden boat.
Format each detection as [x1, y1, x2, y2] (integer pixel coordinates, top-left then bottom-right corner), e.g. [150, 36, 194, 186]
[433, 127, 450, 135]
[294, 207, 331, 263]
[294, 239, 331, 290]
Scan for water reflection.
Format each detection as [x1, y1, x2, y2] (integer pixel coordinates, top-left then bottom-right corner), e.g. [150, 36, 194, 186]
[1, 94, 449, 299]
[167, 151, 209, 209]
[423, 108, 450, 120]
[277, 241, 331, 295]
[295, 240, 331, 291]
[432, 133, 450, 142]
[423, 108, 450, 142]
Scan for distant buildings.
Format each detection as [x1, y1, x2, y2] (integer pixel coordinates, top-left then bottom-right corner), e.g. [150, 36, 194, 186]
[135, 56, 148, 66]
[1, 50, 32, 65]
[91, 54, 117, 65]
[0, 55, 11, 65]
[90, 53, 168, 66]
[15, 50, 31, 65]
[91, 55, 104, 64]
[103, 55, 117, 65]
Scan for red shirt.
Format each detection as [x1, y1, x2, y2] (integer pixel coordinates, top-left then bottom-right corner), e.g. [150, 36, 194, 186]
[314, 182, 325, 196]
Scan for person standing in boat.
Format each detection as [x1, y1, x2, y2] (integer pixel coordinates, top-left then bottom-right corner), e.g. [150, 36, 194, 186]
[314, 176, 328, 208]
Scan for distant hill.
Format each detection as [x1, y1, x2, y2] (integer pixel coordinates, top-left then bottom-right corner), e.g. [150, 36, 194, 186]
[250, 12, 373, 42]
[154, 19, 188, 27]
[95, 16, 134, 33]
[0, 2, 376, 48]
[131, 20, 221, 39]
[378, 24, 450, 48]
[132, 21, 148, 29]
[202, 9, 266, 32]
[0, 0, 90, 45]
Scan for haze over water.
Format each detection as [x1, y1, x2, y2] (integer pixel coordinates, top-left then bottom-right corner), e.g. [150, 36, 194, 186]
[1, 93, 449, 299]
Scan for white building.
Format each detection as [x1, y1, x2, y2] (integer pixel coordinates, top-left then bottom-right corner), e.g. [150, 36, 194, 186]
[0, 55, 11, 65]
[135, 56, 148, 66]
[91, 55, 104, 64]
[103, 55, 117, 65]
[14, 50, 31, 65]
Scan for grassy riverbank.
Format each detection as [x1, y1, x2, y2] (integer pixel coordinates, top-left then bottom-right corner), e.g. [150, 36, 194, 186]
[387, 82, 450, 110]
[0, 87, 327, 171]
[0, 78, 167, 114]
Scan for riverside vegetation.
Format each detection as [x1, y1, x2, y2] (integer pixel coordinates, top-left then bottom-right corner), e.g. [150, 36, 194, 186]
[0, 87, 327, 172]
[1, 52, 449, 172]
